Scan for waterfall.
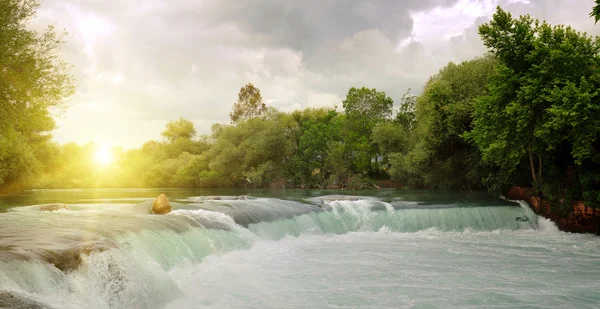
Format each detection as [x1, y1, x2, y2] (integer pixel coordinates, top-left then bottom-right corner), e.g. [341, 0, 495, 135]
[0, 196, 541, 309]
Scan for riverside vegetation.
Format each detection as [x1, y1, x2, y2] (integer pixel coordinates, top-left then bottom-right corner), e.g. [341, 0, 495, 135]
[1, 1, 600, 216]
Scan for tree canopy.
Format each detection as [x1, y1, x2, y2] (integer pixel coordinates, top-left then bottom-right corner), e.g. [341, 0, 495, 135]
[465, 6, 600, 209]
[388, 56, 497, 189]
[467, 7, 600, 185]
[591, 0, 600, 24]
[342, 87, 393, 123]
[0, 0, 75, 191]
[161, 118, 197, 141]
[229, 83, 266, 124]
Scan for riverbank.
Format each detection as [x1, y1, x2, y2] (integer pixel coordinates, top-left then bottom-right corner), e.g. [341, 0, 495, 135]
[506, 186, 600, 234]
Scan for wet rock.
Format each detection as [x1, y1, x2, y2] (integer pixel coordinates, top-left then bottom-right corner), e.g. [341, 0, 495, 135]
[505, 186, 600, 234]
[506, 186, 528, 200]
[152, 194, 172, 214]
[39, 203, 68, 212]
[0, 291, 54, 309]
[48, 240, 118, 272]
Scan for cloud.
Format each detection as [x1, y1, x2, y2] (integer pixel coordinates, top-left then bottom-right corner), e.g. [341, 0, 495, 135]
[32, 0, 600, 147]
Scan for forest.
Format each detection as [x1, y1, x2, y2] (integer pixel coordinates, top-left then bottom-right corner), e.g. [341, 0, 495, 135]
[2, 1, 600, 213]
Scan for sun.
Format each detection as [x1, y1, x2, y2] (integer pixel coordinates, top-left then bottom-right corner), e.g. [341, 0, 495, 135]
[94, 146, 114, 165]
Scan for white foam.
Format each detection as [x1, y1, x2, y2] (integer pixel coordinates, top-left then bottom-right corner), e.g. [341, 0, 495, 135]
[171, 209, 238, 228]
[164, 229, 600, 309]
[537, 217, 561, 233]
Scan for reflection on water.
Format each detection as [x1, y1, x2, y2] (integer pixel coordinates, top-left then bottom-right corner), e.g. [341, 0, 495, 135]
[0, 188, 514, 212]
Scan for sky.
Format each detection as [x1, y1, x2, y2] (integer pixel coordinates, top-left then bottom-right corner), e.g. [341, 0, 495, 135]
[33, 0, 600, 148]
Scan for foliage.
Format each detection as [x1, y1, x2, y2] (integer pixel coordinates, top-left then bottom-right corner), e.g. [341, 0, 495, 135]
[395, 90, 417, 131]
[229, 83, 266, 124]
[161, 118, 197, 141]
[389, 56, 497, 189]
[339, 87, 395, 179]
[371, 122, 408, 158]
[342, 86, 393, 128]
[467, 7, 600, 196]
[0, 0, 75, 192]
[294, 118, 340, 186]
[591, 0, 600, 24]
[464, 7, 600, 211]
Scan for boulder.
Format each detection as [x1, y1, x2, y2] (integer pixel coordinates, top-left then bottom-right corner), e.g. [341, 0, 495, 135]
[506, 186, 527, 200]
[39, 203, 68, 212]
[151, 194, 172, 214]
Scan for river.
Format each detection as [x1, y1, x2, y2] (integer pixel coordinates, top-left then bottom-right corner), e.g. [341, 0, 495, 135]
[1, 188, 599, 308]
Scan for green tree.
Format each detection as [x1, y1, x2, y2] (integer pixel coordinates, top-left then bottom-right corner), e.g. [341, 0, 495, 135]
[161, 118, 197, 141]
[325, 141, 352, 188]
[294, 119, 340, 186]
[467, 7, 600, 190]
[394, 90, 417, 131]
[340, 87, 394, 178]
[390, 56, 497, 189]
[591, 0, 600, 24]
[371, 122, 408, 158]
[230, 83, 266, 123]
[0, 0, 75, 191]
[342, 87, 394, 123]
[205, 110, 298, 187]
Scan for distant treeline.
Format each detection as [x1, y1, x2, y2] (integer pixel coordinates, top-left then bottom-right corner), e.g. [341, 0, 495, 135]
[2, 3, 600, 213]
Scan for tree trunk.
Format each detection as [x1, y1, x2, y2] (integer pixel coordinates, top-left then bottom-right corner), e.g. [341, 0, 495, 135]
[537, 154, 542, 181]
[529, 148, 537, 183]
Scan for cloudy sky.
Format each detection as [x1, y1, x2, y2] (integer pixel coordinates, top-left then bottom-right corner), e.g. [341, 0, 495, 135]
[34, 0, 600, 148]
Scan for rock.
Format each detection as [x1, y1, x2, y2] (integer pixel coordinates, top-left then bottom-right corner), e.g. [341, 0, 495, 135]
[504, 186, 600, 234]
[39, 203, 68, 212]
[0, 291, 55, 309]
[506, 186, 527, 200]
[573, 201, 587, 216]
[151, 194, 172, 214]
[49, 240, 118, 272]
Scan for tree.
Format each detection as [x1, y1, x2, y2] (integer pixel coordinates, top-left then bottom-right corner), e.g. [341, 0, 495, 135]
[294, 119, 340, 186]
[339, 87, 394, 177]
[395, 90, 417, 131]
[230, 83, 266, 123]
[325, 141, 352, 187]
[591, 0, 600, 24]
[342, 87, 393, 122]
[389, 56, 497, 189]
[464, 7, 600, 211]
[161, 118, 197, 141]
[0, 0, 75, 191]
[204, 110, 298, 187]
[467, 7, 600, 187]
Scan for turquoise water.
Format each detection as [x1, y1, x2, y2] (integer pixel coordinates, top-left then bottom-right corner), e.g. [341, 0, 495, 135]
[0, 189, 598, 308]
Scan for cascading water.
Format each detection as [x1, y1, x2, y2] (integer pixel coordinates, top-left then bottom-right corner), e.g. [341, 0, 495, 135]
[0, 193, 598, 309]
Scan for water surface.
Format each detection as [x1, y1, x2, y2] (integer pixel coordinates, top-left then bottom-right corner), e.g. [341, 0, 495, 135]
[0, 189, 598, 309]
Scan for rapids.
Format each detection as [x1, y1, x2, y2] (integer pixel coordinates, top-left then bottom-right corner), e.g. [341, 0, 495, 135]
[0, 189, 599, 309]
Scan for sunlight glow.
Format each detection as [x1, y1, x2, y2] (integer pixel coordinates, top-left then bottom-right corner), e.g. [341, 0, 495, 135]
[94, 146, 114, 165]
